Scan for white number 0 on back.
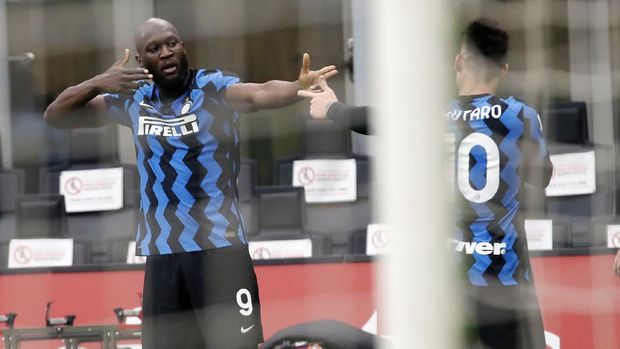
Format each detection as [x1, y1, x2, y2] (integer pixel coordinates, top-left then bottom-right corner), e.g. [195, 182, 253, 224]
[455, 133, 500, 203]
[236, 288, 253, 316]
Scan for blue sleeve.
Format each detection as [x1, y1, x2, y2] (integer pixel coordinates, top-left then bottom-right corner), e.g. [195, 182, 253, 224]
[198, 69, 241, 92]
[215, 71, 241, 90]
[523, 105, 553, 187]
[102, 93, 132, 128]
[523, 106, 549, 161]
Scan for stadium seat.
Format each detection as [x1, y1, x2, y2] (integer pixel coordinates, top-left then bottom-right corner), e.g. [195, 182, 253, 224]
[0, 170, 25, 267]
[16, 194, 66, 239]
[256, 186, 306, 237]
[535, 103, 615, 249]
[40, 166, 138, 264]
[0, 170, 25, 242]
[0, 242, 8, 268]
[274, 119, 373, 255]
[66, 125, 120, 165]
[543, 101, 589, 145]
[275, 158, 371, 255]
[252, 186, 329, 256]
[7, 194, 87, 266]
[524, 216, 572, 249]
[547, 191, 614, 219]
[544, 142, 615, 247]
[348, 228, 367, 255]
[551, 217, 572, 249]
[545, 143, 615, 220]
[567, 215, 620, 248]
[39, 125, 138, 264]
[301, 118, 352, 157]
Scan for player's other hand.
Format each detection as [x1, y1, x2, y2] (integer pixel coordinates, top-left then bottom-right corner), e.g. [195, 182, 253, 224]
[91, 49, 152, 94]
[614, 249, 620, 277]
[298, 53, 337, 90]
[297, 76, 338, 120]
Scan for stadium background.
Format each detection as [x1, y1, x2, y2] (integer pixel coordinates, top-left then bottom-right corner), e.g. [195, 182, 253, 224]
[0, 0, 620, 348]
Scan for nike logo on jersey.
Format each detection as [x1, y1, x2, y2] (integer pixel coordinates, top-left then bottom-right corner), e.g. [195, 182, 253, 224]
[450, 239, 507, 256]
[240, 324, 255, 334]
[138, 114, 199, 137]
[139, 101, 158, 111]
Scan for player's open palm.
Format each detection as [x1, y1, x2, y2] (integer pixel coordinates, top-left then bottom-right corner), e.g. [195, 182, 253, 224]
[92, 49, 152, 94]
[298, 53, 338, 90]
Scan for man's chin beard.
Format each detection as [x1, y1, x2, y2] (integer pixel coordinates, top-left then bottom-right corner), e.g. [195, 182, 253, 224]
[154, 69, 189, 89]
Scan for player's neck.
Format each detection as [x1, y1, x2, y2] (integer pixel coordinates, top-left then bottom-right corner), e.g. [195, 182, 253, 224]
[458, 76, 499, 96]
[158, 70, 191, 103]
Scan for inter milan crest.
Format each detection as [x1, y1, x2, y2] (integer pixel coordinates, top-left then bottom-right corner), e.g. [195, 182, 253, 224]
[181, 97, 193, 114]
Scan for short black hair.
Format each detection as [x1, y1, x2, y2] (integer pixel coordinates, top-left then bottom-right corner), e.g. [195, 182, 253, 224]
[462, 18, 509, 67]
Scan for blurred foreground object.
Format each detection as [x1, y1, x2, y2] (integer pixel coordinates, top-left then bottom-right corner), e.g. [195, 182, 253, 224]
[261, 319, 388, 349]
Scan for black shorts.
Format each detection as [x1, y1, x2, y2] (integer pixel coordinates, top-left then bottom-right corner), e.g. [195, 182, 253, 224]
[464, 284, 546, 349]
[141, 245, 263, 349]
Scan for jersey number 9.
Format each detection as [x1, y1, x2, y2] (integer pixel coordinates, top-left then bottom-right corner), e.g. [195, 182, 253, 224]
[236, 288, 253, 316]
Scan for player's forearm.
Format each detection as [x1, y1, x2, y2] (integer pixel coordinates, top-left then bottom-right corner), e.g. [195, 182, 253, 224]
[327, 103, 371, 135]
[250, 80, 303, 111]
[542, 157, 554, 187]
[522, 156, 554, 189]
[44, 79, 103, 128]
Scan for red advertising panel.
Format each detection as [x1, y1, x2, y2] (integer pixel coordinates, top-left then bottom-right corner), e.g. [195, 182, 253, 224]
[531, 254, 620, 349]
[0, 254, 618, 348]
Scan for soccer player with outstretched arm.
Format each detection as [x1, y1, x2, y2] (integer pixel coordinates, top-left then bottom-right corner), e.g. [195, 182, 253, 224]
[44, 17, 336, 349]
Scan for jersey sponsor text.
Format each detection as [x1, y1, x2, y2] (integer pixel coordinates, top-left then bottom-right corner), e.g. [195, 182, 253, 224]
[450, 239, 507, 256]
[138, 114, 199, 137]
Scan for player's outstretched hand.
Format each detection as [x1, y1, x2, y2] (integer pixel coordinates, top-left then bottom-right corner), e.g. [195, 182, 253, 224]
[92, 49, 152, 94]
[614, 249, 620, 277]
[298, 53, 337, 90]
[297, 75, 338, 120]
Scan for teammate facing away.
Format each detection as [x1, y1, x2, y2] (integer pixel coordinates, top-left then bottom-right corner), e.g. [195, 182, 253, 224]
[44, 17, 337, 349]
[447, 19, 553, 349]
[296, 17, 552, 348]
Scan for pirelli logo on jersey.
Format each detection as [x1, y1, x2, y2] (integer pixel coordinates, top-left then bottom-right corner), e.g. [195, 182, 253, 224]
[450, 239, 507, 256]
[138, 114, 199, 137]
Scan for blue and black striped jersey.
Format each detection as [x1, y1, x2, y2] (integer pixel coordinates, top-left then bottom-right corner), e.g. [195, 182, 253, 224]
[104, 69, 247, 256]
[446, 94, 553, 286]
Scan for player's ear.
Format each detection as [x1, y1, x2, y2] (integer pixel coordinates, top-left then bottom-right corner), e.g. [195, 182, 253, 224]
[135, 54, 143, 67]
[500, 63, 509, 78]
[454, 53, 462, 72]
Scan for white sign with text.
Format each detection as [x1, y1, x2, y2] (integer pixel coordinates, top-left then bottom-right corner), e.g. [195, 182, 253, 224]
[248, 239, 312, 260]
[524, 219, 553, 251]
[60, 167, 124, 213]
[292, 159, 356, 203]
[366, 224, 390, 255]
[126, 241, 147, 264]
[545, 151, 596, 197]
[8, 239, 73, 268]
[606, 225, 620, 248]
[544, 331, 561, 349]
